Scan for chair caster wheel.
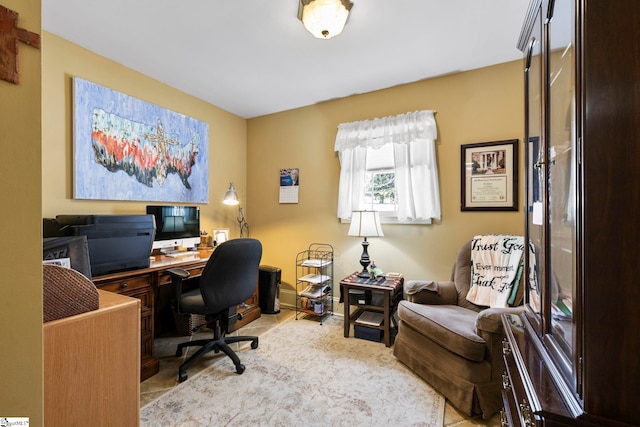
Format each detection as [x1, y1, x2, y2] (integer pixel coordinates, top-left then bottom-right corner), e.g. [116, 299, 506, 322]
[236, 364, 245, 374]
[176, 348, 183, 357]
[178, 372, 187, 382]
[251, 339, 259, 349]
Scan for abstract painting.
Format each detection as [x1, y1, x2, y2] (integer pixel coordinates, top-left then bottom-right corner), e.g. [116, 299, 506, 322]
[73, 77, 209, 202]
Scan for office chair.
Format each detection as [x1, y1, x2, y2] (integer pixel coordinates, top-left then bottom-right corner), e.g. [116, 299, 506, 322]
[166, 238, 262, 382]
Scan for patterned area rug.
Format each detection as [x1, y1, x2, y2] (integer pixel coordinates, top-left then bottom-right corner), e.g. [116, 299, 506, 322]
[141, 316, 444, 427]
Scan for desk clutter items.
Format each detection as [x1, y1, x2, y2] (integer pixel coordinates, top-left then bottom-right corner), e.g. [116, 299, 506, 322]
[198, 230, 214, 248]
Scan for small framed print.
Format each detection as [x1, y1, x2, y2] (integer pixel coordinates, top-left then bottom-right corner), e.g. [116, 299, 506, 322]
[212, 228, 230, 246]
[461, 139, 519, 211]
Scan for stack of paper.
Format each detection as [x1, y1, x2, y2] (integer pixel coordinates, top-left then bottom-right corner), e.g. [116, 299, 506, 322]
[355, 311, 384, 327]
[300, 284, 330, 299]
[301, 259, 332, 267]
[299, 274, 330, 284]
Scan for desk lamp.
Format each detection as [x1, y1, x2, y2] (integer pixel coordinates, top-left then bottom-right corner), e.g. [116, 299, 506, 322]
[223, 183, 239, 206]
[223, 182, 249, 237]
[348, 211, 384, 278]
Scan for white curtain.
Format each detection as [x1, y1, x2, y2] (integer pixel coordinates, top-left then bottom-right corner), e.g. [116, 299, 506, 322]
[335, 110, 441, 221]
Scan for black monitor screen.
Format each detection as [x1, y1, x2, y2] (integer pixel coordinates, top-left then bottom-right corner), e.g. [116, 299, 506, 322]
[146, 205, 200, 241]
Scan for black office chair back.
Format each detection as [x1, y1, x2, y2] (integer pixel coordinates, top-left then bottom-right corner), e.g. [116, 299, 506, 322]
[199, 238, 262, 314]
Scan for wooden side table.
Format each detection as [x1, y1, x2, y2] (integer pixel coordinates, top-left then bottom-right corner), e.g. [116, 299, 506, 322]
[340, 273, 404, 347]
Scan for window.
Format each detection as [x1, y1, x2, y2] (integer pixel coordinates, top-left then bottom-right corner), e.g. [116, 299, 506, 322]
[335, 110, 440, 223]
[364, 144, 396, 214]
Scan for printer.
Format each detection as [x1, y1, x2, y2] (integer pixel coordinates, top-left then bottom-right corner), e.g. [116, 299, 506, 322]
[43, 214, 156, 277]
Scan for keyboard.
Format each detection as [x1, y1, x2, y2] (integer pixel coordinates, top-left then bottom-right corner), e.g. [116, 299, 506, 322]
[164, 251, 198, 258]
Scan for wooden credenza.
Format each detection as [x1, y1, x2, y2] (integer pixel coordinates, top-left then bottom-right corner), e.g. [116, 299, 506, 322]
[93, 249, 261, 381]
[44, 290, 140, 426]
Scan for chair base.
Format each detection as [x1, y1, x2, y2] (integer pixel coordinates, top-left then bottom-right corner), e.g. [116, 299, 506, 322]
[176, 333, 259, 382]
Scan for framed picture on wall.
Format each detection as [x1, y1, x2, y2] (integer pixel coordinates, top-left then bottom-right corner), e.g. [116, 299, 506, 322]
[72, 77, 209, 203]
[212, 228, 229, 246]
[460, 139, 519, 211]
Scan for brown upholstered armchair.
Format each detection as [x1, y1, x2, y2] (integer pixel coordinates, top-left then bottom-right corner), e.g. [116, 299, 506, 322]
[393, 240, 524, 419]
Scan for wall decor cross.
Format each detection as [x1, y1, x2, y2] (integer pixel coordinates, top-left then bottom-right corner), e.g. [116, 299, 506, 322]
[0, 4, 41, 84]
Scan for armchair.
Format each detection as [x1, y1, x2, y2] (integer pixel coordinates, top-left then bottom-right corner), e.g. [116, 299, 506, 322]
[167, 238, 262, 382]
[393, 239, 523, 419]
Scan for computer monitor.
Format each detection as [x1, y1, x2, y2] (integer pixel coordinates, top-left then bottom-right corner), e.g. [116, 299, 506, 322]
[146, 205, 201, 250]
[43, 235, 93, 279]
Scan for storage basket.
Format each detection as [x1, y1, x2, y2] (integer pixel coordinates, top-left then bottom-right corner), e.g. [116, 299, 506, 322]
[173, 311, 207, 336]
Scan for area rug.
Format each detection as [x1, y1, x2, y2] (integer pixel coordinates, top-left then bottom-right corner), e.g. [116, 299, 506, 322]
[141, 315, 445, 427]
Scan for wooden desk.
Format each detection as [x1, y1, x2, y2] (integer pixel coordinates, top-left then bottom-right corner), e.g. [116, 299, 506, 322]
[340, 273, 403, 347]
[92, 249, 261, 381]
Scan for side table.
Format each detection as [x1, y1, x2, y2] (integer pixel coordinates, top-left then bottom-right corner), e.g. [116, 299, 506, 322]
[340, 272, 404, 347]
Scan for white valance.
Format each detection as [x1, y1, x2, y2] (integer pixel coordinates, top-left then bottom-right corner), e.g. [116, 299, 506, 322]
[334, 110, 437, 151]
[334, 110, 441, 222]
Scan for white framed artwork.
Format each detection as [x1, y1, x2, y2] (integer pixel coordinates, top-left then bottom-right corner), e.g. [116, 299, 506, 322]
[212, 228, 230, 246]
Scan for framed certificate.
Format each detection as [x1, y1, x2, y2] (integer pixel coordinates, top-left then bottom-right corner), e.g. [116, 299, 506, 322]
[461, 139, 518, 211]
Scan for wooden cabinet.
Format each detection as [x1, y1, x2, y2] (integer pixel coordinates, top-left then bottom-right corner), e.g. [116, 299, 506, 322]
[94, 251, 261, 381]
[44, 290, 140, 426]
[501, 1, 640, 426]
[94, 272, 157, 381]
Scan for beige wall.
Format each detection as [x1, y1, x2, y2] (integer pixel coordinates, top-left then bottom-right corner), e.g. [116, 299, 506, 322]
[247, 61, 525, 306]
[0, 0, 43, 424]
[41, 32, 248, 235]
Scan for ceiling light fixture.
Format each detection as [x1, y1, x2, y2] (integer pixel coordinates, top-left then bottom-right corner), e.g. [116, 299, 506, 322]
[298, 0, 353, 40]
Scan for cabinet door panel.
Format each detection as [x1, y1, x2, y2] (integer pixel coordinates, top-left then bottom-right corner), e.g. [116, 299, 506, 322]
[546, 0, 577, 379]
[525, 5, 544, 321]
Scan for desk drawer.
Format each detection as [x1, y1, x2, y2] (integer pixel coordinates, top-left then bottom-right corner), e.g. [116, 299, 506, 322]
[97, 275, 151, 294]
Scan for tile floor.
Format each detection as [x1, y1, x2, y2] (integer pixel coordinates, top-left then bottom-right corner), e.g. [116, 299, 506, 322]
[140, 307, 501, 427]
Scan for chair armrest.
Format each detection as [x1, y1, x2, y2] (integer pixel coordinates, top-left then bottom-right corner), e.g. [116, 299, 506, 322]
[475, 306, 524, 334]
[166, 268, 190, 280]
[403, 280, 458, 305]
[166, 268, 191, 313]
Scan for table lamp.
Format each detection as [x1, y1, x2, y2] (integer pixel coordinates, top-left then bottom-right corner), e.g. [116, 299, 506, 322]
[348, 210, 384, 278]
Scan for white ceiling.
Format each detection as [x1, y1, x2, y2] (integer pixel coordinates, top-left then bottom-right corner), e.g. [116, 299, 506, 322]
[42, 0, 529, 119]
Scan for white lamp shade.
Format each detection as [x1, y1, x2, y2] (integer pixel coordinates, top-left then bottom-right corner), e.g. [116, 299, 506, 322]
[223, 182, 239, 206]
[299, 0, 353, 39]
[348, 211, 384, 237]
